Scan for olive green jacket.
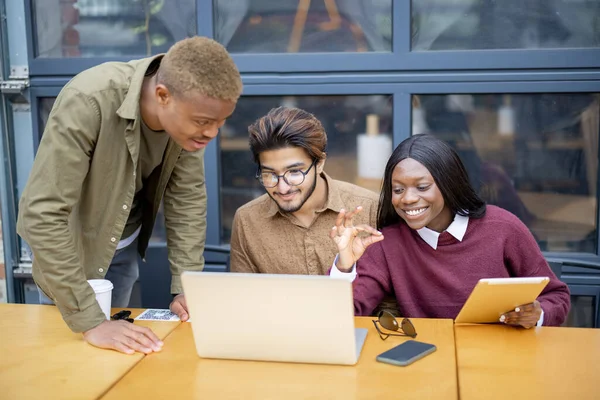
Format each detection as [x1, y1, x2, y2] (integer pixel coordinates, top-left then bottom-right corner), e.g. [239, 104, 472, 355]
[17, 56, 207, 333]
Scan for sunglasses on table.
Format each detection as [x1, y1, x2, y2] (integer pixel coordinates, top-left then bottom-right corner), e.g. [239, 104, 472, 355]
[111, 310, 134, 323]
[372, 310, 417, 340]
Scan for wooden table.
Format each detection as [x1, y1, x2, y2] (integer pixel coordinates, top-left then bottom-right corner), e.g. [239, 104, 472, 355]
[0, 304, 180, 400]
[103, 317, 458, 400]
[455, 324, 600, 400]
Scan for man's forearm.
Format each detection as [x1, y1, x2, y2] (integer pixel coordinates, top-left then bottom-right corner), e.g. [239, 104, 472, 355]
[19, 211, 106, 332]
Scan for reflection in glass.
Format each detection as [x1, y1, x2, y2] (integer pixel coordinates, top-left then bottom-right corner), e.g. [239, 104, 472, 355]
[33, 0, 196, 58]
[412, 0, 600, 51]
[38, 98, 166, 243]
[564, 295, 595, 328]
[219, 95, 393, 243]
[38, 98, 56, 133]
[214, 0, 392, 53]
[413, 93, 599, 253]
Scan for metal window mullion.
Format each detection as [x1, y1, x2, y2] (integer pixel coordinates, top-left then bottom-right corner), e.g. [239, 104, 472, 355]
[393, 0, 410, 55]
[393, 90, 411, 147]
[197, 0, 214, 38]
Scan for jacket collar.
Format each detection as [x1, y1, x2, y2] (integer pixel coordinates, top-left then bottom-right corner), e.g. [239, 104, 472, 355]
[116, 54, 164, 120]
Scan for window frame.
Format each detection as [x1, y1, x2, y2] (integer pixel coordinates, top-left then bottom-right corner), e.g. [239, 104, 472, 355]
[7, 0, 598, 311]
[28, 78, 600, 266]
[24, 0, 600, 77]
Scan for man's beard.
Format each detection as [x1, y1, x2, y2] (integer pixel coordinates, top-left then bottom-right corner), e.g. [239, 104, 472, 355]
[268, 170, 318, 213]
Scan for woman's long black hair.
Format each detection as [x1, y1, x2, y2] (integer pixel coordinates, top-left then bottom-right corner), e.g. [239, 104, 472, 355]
[377, 134, 486, 230]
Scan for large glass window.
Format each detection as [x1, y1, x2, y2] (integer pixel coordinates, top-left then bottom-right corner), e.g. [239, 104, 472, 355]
[413, 93, 599, 253]
[412, 0, 600, 51]
[219, 95, 393, 243]
[33, 0, 196, 58]
[214, 0, 392, 53]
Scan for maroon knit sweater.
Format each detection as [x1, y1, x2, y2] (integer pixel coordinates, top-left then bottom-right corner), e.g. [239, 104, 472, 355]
[353, 205, 570, 326]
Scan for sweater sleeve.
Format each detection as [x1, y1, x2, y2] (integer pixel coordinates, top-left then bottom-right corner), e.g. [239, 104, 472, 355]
[503, 215, 570, 326]
[353, 241, 393, 316]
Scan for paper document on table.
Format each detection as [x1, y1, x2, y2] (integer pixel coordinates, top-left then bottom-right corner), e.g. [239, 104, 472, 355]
[135, 309, 181, 321]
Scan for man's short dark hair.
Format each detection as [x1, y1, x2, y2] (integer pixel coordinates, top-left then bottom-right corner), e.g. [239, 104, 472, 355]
[248, 106, 327, 164]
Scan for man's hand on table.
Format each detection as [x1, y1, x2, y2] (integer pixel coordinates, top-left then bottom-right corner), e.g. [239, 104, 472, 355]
[169, 294, 189, 322]
[83, 320, 164, 355]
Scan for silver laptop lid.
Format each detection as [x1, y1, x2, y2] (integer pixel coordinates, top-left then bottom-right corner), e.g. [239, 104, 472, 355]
[181, 272, 360, 365]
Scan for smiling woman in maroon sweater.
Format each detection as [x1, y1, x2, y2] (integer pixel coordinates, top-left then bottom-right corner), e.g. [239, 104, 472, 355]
[330, 135, 570, 328]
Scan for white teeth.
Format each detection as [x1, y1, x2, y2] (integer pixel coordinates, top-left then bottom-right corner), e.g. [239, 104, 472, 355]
[405, 208, 427, 216]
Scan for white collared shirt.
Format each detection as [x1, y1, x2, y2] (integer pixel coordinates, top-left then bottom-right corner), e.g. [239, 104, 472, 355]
[415, 213, 469, 250]
[330, 214, 544, 326]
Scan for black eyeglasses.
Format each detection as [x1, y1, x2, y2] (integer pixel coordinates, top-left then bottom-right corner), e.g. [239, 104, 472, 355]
[372, 310, 417, 340]
[256, 160, 317, 188]
[111, 310, 134, 323]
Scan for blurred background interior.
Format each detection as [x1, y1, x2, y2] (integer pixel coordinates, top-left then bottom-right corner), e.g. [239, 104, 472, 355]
[1, 0, 599, 327]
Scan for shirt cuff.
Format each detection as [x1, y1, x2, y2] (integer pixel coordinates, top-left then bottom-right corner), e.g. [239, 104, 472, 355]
[61, 302, 108, 333]
[170, 275, 183, 295]
[329, 254, 357, 282]
[536, 308, 544, 327]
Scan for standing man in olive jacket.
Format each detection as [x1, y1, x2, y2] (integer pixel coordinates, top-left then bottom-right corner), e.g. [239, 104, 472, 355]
[17, 37, 242, 354]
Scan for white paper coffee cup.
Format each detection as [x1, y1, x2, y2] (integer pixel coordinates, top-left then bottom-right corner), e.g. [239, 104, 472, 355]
[87, 279, 114, 320]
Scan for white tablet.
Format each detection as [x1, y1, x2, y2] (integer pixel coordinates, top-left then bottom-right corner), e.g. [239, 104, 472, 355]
[454, 277, 550, 324]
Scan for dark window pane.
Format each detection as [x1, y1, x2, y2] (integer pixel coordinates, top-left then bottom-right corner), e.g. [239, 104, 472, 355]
[412, 0, 600, 51]
[219, 95, 393, 243]
[214, 0, 392, 53]
[38, 98, 55, 135]
[413, 93, 599, 253]
[33, 0, 196, 58]
[564, 295, 596, 328]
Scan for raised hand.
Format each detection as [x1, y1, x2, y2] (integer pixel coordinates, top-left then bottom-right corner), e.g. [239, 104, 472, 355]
[329, 206, 384, 272]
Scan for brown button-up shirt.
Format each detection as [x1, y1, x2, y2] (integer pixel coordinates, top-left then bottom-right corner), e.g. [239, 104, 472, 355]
[230, 173, 379, 275]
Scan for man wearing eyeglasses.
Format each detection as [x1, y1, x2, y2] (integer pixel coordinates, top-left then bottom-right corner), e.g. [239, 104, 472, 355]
[230, 107, 394, 300]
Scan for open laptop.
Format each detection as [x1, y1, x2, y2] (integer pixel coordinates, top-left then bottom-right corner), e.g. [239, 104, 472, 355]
[181, 271, 368, 365]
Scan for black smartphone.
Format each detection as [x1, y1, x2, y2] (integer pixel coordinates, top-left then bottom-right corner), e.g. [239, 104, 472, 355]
[376, 340, 437, 367]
